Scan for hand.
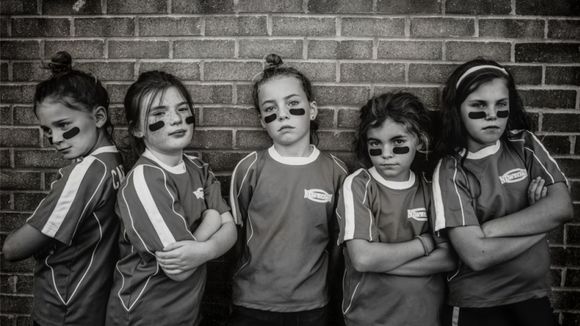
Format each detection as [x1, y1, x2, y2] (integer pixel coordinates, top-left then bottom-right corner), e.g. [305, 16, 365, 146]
[155, 240, 211, 272]
[528, 177, 548, 205]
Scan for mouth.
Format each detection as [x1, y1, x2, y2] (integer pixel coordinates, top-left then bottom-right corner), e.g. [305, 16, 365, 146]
[278, 125, 294, 132]
[482, 126, 501, 131]
[57, 147, 71, 153]
[379, 163, 399, 168]
[169, 129, 187, 137]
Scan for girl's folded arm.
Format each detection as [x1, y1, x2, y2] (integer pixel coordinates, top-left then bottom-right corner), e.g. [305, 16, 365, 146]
[3, 224, 52, 262]
[387, 241, 456, 276]
[347, 237, 427, 273]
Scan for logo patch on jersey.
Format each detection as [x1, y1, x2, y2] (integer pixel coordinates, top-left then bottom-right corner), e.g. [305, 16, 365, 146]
[407, 208, 428, 221]
[304, 189, 333, 203]
[499, 168, 528, 184]
[193, 187, 204, 199]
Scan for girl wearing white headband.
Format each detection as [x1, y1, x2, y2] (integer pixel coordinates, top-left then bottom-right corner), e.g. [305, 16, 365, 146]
[433, 58, 572, 326]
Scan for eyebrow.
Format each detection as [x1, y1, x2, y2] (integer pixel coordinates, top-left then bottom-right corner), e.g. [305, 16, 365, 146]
[467, 97, 508, 103]
[150, 101, 189, 110]
[260, 94, 301, 107]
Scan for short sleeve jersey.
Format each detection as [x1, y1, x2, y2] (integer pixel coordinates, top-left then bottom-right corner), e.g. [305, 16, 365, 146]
[337, 167, 445, 326]
[229, 146, 347, 312]
[106, 150, 229, 326]
[432, 130, 568, 307]
[26, 145, 124, 326]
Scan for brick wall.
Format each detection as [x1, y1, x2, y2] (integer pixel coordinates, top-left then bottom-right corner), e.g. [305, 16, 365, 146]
[0, 0, 578, 325]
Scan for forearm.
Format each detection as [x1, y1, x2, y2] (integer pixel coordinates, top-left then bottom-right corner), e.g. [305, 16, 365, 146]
[483, 183, 572, 237]
[200, 212, 237, 262]
[387, 244, 456, 276]
[193, 209, 222, 242]
[347, 238, 426, 273]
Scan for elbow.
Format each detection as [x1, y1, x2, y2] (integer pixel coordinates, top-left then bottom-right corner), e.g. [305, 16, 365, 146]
[461, 255, 491, 272]
[350, 254, 374, 273]
[2, 242, 21, 262]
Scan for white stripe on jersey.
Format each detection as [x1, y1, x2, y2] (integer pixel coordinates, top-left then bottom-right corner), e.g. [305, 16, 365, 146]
[432, 160, 446, 232]
[330, 154, 348, 175]
[452, 159, 467, 227]
[343, 169, 374, 241]
[133, 166, 176, 248]
[229, 152, 257, 224]
[41, 156, 97, 237]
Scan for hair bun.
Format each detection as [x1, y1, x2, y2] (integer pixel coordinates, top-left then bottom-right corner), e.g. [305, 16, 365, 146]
[46, 51, 72, 75]
[265, 53, 283, 69]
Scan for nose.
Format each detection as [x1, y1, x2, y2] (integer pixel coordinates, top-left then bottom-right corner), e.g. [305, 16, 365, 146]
[277, 104, 290, 120]
[485, 106, 498, 120]
[51, 129, 64, 144]
[169, 109, 184, 125]
[382, 144, 394, 158]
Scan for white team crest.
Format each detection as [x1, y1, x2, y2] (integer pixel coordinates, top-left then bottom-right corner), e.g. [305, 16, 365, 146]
[407, 208, 428, 221]
[499, 168, 528, 184]
[304, 189, 333, 203]
[193, 187, 204, 199]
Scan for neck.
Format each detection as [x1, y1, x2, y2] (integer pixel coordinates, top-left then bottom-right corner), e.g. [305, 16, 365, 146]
[146, 148, 183, 166]
[273, 139, 312, 157]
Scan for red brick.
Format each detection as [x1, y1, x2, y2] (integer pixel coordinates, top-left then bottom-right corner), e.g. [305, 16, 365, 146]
[479, 19, 544, 39]
[174, 40, 235, 59]
[543, 113, 580, 131]
[272, 17, 335, 36]
[314, 86, 370, 106]
[13, 106, 37, 125]
[0, 171, 41, 190]
[0, 256, 35, 273]
[204, 61, 262, 81]
[446, 41, 511, 62]
[139, 17, 201, 36]
[316, 108, 335, 129]
[0, 62, 8, 81]
[0, 128, 40, 147]
[201, 107, 260, 127]
[107, 0, 166, 14]
[45, 40, 105, 59]
[235, 130, 271, 149]
[190, 129, 233, 150]
[42, 0, 102, 14]
[74, 18, 135, 37]
[0, 295, 32, 314]
[337, 108, 359, 129]
[539, 136, 571, 155]
[516, 43, 580, 63]
[446, 0, 510, 14]
[504, 65, 542, 86]
[377, 0, 441, 14]
[408, 63, 458, 84]
[109, 40, 169, 59]
[0, 41, 40, 60]
[546, 66, 580, 86]
[186, 84, 233, 104]
[341, 17, 405, 37]
[552, 290, 580, 310]
[515, 0, 580, 16]
[557, 159, 580, 178]
[104, 83, 131, 104]
[14, 150, 67, 168]
[411, 18, 474, 38]
[239, 39, 303, 59]
[12, 18, 70, 38]
[139, 61, 200, 81]
[308, 40, 372, 60]
[0, 85, 36, 104]
[108, 106, 126, 126]
[201, 151, 249, 172]
[548, 226, 564, 244]
[0, 106, 11, 125]
[237, 0, 303, 13]
[0, 149, 11, 168]
[205, 16, 267, 36]
[172, 0, 234, 13]
[288, 62, 336, 82]
[318, 131, 355, 151]
[548, 20, 580, 40]
[74, 62, 135, 81]
[0, 18, 8, 38]
[378, 41, 442, 60]
[562, 313, 580, 326]
[1, 1, 38, 15]
[340, 63, 405, 83]
[13, 192, 45, 211]
[308, 0, 372, 13]
[13, 62, 51, 81]
[374, 86, 440, 109]
[520, 90, 576, 109]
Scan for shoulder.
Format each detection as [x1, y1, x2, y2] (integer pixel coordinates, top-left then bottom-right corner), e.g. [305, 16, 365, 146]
[232, 151, 260, 174]
[183, 154, 208, 170]
[344, 168, 371, 189]
[317, 150, 349, 175]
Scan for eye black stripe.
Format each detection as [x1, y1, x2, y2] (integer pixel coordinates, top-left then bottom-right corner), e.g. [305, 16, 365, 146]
[149, 121, 165, 131]
[264, 114, 277, 123]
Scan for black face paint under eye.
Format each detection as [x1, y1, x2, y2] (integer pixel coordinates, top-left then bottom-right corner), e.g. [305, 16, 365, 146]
[468, 111, 487, 119]
[392, 146, 410, 154]
[264, 114, 277, 124]
[496, 110, 509, 118]
[63, 127, 80, 139]
[148, 121, 165, 132]
[289, 108, 305, 116]
[369, 148, 382, 156]
[185, 116, 195, 124]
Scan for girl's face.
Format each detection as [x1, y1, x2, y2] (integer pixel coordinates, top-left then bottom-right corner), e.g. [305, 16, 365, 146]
[367, 118, 419, 182]
[134, 86, 194, 157]
[460, 78, 509, 152]
[36, 98, 101, 160]
[258, 76, 317, 150]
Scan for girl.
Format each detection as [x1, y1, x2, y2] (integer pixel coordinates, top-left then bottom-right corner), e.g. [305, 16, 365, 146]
[105, 71, 237, 325]
[2, 51, 123, 326]
[337, 92, 456, 326]
[433, 58, 573, 326]
[229, 54, 348, 326]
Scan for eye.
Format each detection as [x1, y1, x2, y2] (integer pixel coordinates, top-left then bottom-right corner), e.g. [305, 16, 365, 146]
[367, 140, 380, 147]
[56, 121, 71, 129]
[288, 100, 300, 107]
[394, 138, 406, 146]
[151, 111, 165, 117]
[263, 105, 276, 113]
[471, 102, 485, 109]
[178, 106, 190, 113]
[497, 101, 508, 108]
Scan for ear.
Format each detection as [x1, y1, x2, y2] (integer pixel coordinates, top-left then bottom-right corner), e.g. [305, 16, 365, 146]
[309, 101, 318, 120]
[93, 106, 108, 128]
[130, 123, 144, 138]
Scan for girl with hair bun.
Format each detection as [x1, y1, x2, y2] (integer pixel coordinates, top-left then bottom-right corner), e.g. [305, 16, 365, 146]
[2, 51, 124, 326]
[229, 53, 348, 325]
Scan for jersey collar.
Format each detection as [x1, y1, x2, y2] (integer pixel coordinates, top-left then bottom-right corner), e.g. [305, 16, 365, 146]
[90, 145, 118, 156]
[369, 167, 416, 190]
[465, 140, 501, 160]
[268, 145, 320, 165]
[143, 149, 186, 174]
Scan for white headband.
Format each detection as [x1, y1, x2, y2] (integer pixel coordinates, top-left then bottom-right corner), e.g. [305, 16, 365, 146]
[456, 65, 508, 89]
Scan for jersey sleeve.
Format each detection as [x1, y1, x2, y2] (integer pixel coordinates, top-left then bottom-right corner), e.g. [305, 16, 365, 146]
[519, 131, 568, 186]
[337, 169, 380, 244]
[432, 157, 480, 232]
[229, 152, 258, 226]
[27, 157, 109, 245]
[117, 164, 196, 253]
[201, 162, 230, 215]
